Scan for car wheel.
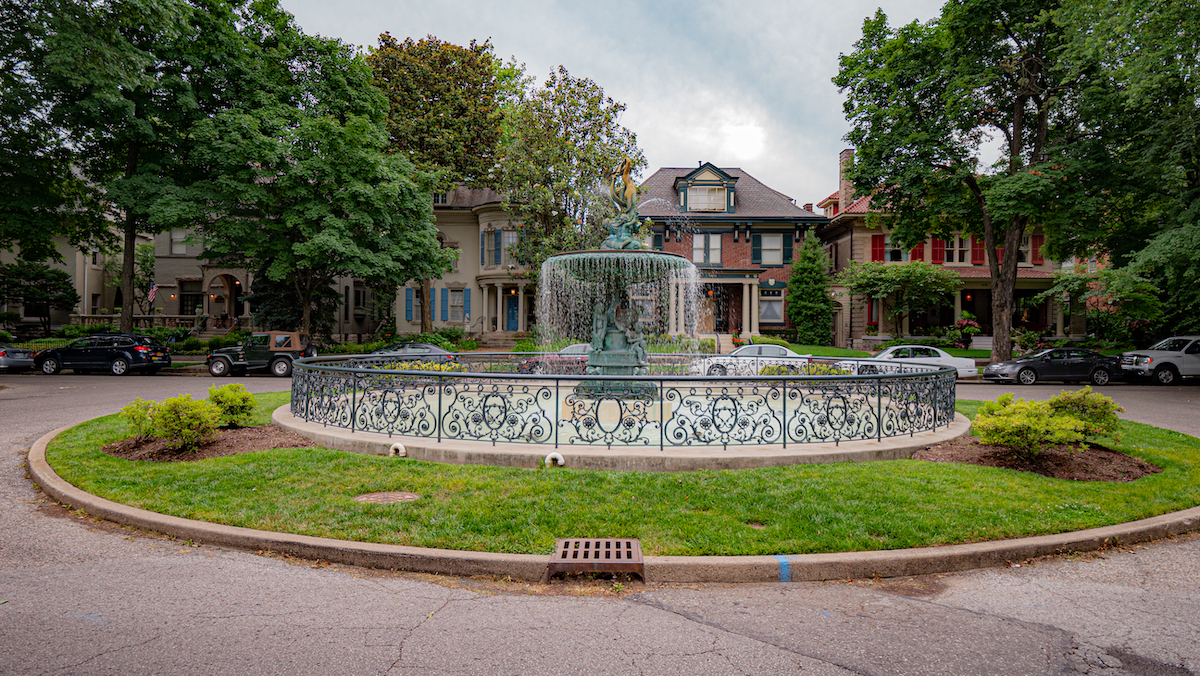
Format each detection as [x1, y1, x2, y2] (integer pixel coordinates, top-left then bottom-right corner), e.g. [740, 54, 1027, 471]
[208, 358, 231, 377]
[109, 358, 129, 376]
[1017, 367, 1038, 385]
[40, 358, 60, 375]
[1089, 368, 1110, 386]
[271, 358, 293, 377]
[1153, 365, 1178, 386]
[708, 364, 727, 376]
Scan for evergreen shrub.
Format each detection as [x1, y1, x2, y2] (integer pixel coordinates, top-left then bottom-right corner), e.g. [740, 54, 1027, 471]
[208, 383, 256, 427]
[152, 394, 221, 451]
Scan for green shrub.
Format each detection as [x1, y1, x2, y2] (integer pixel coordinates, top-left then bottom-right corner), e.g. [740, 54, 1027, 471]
[119, 398, 157, 441]
[750, 335, 792, 348]
[174, 337, 206, 353]
[879, 336, 958, 349]
[152, 394, 221, 451]
[207, 383, 256, 427]
[383, 360, 467, 373]
[759, 363, 850, 376]
[974, 393, 1086, 458]
[435, 326, 466, 342]
[457, 338, 479, 351]
[698, 338, 716, 354]
[1047, 386, 1124, 443]
[0, 330, 12, 343]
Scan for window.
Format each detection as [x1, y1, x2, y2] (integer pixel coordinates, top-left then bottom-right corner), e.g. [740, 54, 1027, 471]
[90, 250, 99, 267]
[274, 334, 292, 348]
[502, 230, 518, 266]
[1031, 233, 1045, 264]
[170, 229, 187, 255]
[691, 233, 721, 265]
[90, 294, 100, 315]
[433, 192, 449, 205]
[23, 301, 49, 318]
[761, 234, 783, 265]
[884, 236, 908, 262]
[449, 289, 465, 321]
[687, 186, 726, 212]
[484, 230, 496, 266]
[946, 235, 971, 263]
[249, 334, 269, 347]
[759, 289, 784, 323]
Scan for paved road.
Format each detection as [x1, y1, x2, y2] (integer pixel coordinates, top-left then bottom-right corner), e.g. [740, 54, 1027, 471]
[1, 373, 1197, 675]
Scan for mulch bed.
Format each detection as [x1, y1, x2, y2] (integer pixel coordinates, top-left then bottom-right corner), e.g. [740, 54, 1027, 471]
[912, 436, 1161, 482]
[102, 425, 316, 462]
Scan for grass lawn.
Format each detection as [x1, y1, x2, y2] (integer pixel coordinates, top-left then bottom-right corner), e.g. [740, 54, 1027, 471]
[944, 348, 992, 359]
[45, 393, 1200, 557]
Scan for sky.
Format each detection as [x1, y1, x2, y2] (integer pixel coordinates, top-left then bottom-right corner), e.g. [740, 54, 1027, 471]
[279, 0, 947, 207]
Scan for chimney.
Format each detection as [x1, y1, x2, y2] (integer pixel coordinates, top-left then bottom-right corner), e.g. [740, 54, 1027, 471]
[838, 148, 855, 211]
[802, 203, 814, 212]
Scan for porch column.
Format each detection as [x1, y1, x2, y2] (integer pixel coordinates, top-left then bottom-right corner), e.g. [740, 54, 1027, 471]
[750, 281, 760, 335]
[494, 283, 503, 331]
[517, 284, 526, 332]
[902, 313, 910, 337]
[741, 282, 750, 333]
[1054, 300, 1065, 338]
[668, 279, 678, 335]
[953, 291, 962, 323]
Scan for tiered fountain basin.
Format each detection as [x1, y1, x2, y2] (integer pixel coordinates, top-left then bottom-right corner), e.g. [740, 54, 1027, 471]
[278, 353, 970, 472]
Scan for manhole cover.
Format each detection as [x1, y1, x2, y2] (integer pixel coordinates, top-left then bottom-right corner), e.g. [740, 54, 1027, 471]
[354, 491, 420, 504]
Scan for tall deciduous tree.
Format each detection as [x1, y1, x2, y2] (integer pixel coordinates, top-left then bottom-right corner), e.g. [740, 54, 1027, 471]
[0, 260, 78, 337]
[498, 66, 645, 286]
[171, 2, 447, 335]
[103, 243, 155, 315]
[786, 233, 835, 345]
[836, 262, 960, 339]
[835, 2, 1090, 361]
[366, 34, 502, 333]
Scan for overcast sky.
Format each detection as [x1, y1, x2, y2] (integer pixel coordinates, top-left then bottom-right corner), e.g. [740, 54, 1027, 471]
[279, 0, 946, 206]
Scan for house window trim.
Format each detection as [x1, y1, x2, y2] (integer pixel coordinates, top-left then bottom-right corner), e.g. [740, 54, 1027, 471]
[691, 232, 722, 265]
[760, 233, 784, 266]
[759, 289, 785, 324]
[686, 185, 727, 212]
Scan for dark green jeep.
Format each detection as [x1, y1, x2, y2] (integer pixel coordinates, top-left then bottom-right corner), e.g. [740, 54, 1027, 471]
[206, 331, 315, 377]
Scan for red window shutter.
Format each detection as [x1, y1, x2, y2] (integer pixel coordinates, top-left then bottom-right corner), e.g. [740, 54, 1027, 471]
[971, 237, 985, 265]
[871, 234, 885, 262]
[931, 238, 945, 264]
[910, 244, 923, 262]
[1031, 234, 1045, 264]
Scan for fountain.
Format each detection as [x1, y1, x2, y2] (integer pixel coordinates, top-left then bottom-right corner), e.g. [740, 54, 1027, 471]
[537, 159, 701, 395]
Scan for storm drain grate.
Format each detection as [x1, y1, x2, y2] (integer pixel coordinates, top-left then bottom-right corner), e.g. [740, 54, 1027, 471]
[548, 538, 644, 580]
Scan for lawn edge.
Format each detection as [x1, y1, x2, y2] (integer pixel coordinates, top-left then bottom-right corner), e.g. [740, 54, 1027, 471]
[28, 423, 1200, 583]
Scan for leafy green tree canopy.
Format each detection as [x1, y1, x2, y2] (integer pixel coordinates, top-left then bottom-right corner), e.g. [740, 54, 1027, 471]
[836, 261, 960, 338]
[103, 243, 155, 315]
[786, 233, 834, 345]
[0, 259, 78, 337]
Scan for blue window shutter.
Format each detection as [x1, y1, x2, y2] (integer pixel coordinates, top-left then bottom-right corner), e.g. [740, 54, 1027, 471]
[464, 288, 471, 320]
[441, 288, 449, 321]
[783, 235, 793, 264]
[405, 287, 413, 321]
[493, 230, 502, 265]
[751, 233, 762, 264]
[480, 232, 485, 265]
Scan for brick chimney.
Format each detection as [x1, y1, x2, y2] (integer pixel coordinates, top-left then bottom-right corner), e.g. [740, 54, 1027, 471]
[838, 148, 855, 211]
[802, 203, 814, 212]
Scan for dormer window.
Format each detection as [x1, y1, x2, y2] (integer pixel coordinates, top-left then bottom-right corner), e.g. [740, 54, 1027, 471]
[687, 186, 726, 212]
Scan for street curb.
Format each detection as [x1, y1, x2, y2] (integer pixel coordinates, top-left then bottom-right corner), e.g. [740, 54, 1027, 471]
[28, 425, 1200, 583]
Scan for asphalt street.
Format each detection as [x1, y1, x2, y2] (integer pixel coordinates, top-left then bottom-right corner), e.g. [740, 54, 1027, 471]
[1, 372, 1197, 675]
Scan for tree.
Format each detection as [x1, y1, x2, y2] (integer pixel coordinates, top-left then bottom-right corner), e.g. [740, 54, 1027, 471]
[785, 233, 835, 345]
[171, 2, 448, 335]
[1054, 0, 1200, 335]
[367, 34, 503, 333]
[497, 66, 646, 286]
[0, 260, 78, 337]
[243, 262, 340, 339]
[103, 243, 155, 315]
[835, 2, 1091, 362]
[836, 262, 960, 339]
[1034, 267, 1163, 345]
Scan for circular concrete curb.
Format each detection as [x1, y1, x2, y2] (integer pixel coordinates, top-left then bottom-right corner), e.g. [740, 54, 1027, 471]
[27, 425, 1200, 583]
[273, 406, 975, 472]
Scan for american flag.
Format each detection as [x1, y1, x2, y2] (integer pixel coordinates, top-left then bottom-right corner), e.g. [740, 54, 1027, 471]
[148, 283, 157, 303]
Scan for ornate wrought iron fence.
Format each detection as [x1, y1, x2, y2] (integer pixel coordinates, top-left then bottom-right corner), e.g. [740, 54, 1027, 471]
[290, 353, 957, 449]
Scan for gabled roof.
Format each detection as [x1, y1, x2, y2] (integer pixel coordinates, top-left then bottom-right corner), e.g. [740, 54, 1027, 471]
[672, 162, 737, 190]
[638, 167, 821, 220]
[841, 195, 873, 214]
[816, 191, 839, 208]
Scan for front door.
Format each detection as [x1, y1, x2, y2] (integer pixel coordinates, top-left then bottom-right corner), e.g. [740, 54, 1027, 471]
[506, 296, 518, 331]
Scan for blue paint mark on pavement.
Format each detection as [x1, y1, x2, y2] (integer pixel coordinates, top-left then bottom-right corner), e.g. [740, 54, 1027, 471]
[774, 555, 790, 582]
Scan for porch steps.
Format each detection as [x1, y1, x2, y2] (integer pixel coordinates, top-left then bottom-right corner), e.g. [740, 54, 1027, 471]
[717, 333, 735, 354]
[971, 335, 994, 352]
[478, 331, 520, 350]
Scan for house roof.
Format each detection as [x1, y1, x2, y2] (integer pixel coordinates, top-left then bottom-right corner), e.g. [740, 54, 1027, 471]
[816, 191, 839, 207]
[638, 167, 821, 220]
[950, 267, 1055, 279]
[841, 195, 873, 214]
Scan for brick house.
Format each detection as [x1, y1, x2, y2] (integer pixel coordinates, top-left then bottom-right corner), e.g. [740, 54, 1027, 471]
[638, 163, 827, 336]
[817, 149, 1072, 349]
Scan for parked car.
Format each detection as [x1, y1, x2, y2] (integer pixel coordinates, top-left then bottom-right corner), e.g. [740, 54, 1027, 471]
[691, 344, 813, 376]
[1120, 336, 1200, 385]
[517, 343, 590, 374]
[207, 331, 314, 377]
[836, 345, 978, 378]
[370, 341, 457, 364]
[34, 332, 172, 376]
[0, 343, 35, 372]
[983, 347, 1122, 385]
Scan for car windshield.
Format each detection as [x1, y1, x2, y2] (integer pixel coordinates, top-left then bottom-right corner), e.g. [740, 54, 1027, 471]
[1148, 338, 1191, 352]
[1027, 349, 1055, 359]
[561, 344, 588, 354]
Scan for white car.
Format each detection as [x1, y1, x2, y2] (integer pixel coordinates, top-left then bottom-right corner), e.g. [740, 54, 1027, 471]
[837, 345, 977, 378]
[692, 344, 813, 376]
[1120, 335, 1200, 385]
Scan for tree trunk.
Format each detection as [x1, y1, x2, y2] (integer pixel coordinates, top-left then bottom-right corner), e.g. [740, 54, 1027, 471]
[988, 221, 1025, 362]
[300, 288, 312, 336]
[422, 278, 434, 333]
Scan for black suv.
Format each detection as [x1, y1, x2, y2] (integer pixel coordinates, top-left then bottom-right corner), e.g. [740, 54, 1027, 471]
[35, 332, 172, 376]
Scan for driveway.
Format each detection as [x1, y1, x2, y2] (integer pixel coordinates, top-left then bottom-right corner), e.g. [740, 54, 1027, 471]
[1, 373, 1197, 675]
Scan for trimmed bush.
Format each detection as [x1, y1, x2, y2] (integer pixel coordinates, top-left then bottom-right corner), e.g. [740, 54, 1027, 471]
[750, 335, 792, 348]
[152, 394, 221, 451]
[457, 338, 479, 351]
[119, 398, 157, 442]
[207, 383, 256, 427]
[760, 363, 851, 376]
[974, 393, 1086, 458]
[1048, 386, 1124, 443]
